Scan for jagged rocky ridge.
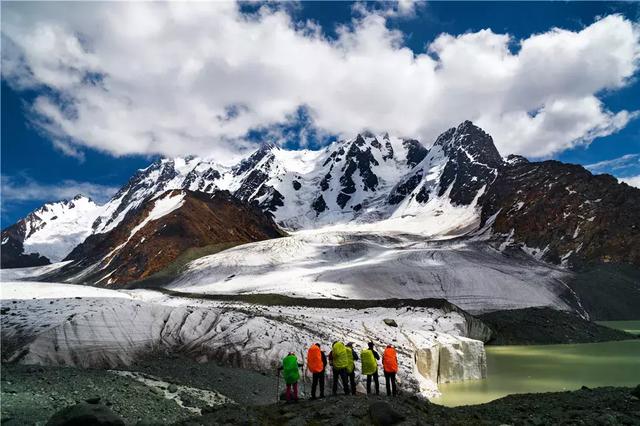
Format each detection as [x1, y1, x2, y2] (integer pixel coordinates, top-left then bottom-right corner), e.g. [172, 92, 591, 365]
[2, 120, 639, 280]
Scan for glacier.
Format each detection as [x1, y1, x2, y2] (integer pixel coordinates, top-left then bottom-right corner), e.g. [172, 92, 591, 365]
[169, 229, 575, 314]
[0, 281, 489, 398]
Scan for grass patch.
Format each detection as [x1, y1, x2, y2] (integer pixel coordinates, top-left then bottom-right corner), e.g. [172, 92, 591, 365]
[126, 242, 242, 289]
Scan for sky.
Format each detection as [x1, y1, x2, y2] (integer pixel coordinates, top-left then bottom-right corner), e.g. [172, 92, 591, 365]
[1, 1, 639, 226]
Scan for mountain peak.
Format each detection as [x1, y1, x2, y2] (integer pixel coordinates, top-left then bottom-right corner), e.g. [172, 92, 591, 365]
[435, 120, 502, 167]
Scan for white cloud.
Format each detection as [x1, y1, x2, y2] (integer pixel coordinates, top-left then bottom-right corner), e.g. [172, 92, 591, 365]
[1, 175, 118, 204]
[586, 153, 640, 173]
[52, 139, 85, 162]
[620, 175, 640, 188]
[2, 2, 639, 161]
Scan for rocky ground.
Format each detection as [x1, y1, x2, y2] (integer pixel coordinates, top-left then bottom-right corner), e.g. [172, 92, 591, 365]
[182, 386, 640, 425]
[2, 359, 639, 425]
[1, 363, 193, 425]
[478, 307, 637, 345]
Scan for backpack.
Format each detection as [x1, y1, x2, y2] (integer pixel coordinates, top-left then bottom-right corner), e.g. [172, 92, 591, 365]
[345, 347, 355, 373]
[382, 346, 398, 373]
[307, 345, 324, 374]
[360, 349, 377, 375]
[282, 354, 300, 384]
[331, 342, 348, 369]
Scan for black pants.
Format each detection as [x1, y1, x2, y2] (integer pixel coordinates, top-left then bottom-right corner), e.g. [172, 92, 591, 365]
[347, 371, 356, 395]
[332, 367, 349, 395]
[366, 371, 380, 395]
[311, 371, 325, 398]
[384, 372, 397, 396]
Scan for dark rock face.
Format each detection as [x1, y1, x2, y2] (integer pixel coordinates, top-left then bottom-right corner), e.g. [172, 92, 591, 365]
[182, 167, 221, 192]
[478, 307, 636, 345]
[435, 121, 501, 206]
[232, 142, 275, 176]
[402, 139, 428, 168]
[339, 135, 380, 195]
[382, 134, 394, 161]
[46, 403, 125, 426]
[312, 195, 328, 215]
[337, 192, 352, 209]
[480, 160, 640, 267]
[388, 171, 423, 205]
[0, 227, 50, 268]
[56, 190, 285, 286]
[565, 264, 640, 320]
[234, 168, 270, 202]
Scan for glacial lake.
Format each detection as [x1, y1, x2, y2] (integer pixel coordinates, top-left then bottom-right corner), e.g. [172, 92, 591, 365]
[432, 336, 640, 407]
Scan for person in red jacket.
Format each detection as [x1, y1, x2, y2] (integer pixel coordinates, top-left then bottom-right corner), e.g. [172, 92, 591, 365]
[307, 343, 327, 399]
[382, 344, 398, 396]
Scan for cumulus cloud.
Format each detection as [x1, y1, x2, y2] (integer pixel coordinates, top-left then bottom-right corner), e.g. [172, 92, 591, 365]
[1, 2, 639, 161]
[620, 175, 640, 188]
[1, 175, 118, 204]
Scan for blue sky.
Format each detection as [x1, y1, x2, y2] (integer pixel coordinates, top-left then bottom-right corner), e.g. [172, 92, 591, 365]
[2, 1, 639, 226]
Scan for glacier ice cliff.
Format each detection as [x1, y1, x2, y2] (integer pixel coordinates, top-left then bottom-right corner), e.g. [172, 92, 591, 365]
[1, 282, 488, 397]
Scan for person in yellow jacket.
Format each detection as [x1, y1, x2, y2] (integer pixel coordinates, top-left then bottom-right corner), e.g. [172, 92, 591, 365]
[360, 341, 380, 395]
[328, 341, 349, 396]
[345, 342, 359, 395]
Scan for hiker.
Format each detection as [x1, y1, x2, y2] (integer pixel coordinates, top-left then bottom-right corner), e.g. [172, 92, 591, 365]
[345, 342, 359, 395]
[278, 352, 303, 402]
[329, 341, 350, 396]
[360, 341, 380, 395]
[382, 344, 398, 396]
[307, 343, 327, 399]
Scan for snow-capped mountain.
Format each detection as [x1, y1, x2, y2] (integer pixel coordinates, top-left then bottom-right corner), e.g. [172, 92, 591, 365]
[2, 121, 491, 267]
[1, 195, 103, 267]
[3, 120, 639, 290]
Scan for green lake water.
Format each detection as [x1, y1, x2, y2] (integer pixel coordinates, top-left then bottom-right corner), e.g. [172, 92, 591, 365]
[432, 338, 640, 407]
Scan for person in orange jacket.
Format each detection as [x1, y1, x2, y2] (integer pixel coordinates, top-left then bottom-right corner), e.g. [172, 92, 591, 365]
[307, 343, 327, 399]
[382, 344, 398, 396]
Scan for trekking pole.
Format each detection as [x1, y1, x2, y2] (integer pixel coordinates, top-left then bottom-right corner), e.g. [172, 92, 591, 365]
[275, 369, 280, 404]
[301, 351, 307, 398]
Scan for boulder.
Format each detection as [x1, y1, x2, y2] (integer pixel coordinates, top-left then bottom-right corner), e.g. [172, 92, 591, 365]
[369, 401, 405, 426]
[46, 403, 125, 426]
[383, 319, 398, 327]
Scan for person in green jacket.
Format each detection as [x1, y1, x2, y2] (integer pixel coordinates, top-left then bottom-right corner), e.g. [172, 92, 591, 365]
[278, 352, 303, 402]
[345, 342, 359, 395]
[329, 341, 350, 396]
[360, 341, 380, 395]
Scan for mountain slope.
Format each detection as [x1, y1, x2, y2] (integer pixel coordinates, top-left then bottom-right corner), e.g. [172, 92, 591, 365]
[168, 230, 578, 315]
[47, 190, 285, 285]
[480, 159, 640, 267]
